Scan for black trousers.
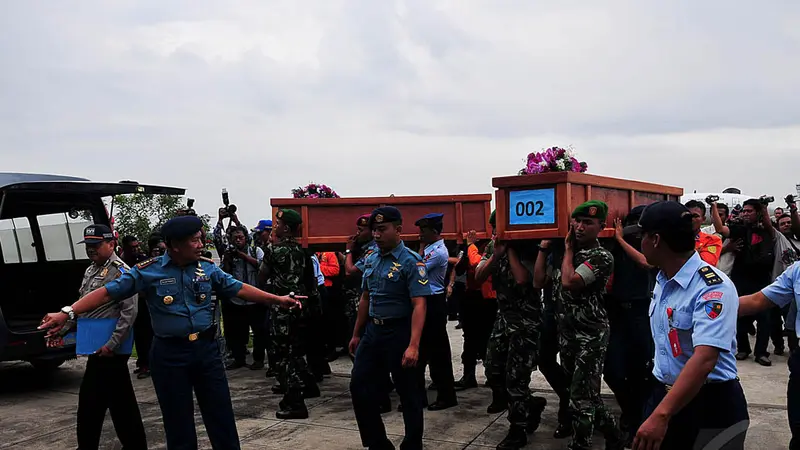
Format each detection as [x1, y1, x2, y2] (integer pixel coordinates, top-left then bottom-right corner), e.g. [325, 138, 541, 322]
[604, 302, 654, 432]
[459, 289, 496, 367]
[133, 297, 153, 369]
[737, 310, 771, 357]
[77, 354, 147, 450]
[538, 302, 571, 424]
[225, 303, 268, 363]
[447, 282, 465, 319]
[418, 293, 456, 403]
[789, 348, 800, 450]
[302, 292, 329, 378]
[643, 380, 749, 449]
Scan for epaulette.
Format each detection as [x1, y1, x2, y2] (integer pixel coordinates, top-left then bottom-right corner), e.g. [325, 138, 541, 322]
[698, 266, 723, 286]
[199, 256, 215, 263]
[136, 258, 158, 269]
[110, 260, 124, 268]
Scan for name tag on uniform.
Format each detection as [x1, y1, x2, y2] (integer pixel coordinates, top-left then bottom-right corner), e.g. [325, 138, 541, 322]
[160, 278, 177, 285]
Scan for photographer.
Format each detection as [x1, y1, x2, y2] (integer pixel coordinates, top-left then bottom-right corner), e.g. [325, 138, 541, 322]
[711, 196, 777, 366]
[214, 209, 268, 370]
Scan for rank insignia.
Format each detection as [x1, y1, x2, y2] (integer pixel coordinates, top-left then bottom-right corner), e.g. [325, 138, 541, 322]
[705, 302, 723, 319]
[698, 266, 722, 286]
[163, 295, 174, 305]
[387, 272, 394, 279]
[100, 268, 109, 277]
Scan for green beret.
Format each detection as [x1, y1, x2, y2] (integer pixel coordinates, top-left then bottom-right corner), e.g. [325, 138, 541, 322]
[571, 200, 608, 220]
[489, 210, 496, 227]
[276, 209, 302, 227]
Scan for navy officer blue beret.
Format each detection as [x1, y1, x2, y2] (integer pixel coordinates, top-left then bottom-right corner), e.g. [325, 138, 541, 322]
[638, 201, 693, 234]
[161, 215, 204, 241]
[370, 206, 402, 226]
[414, 213, 443, 227]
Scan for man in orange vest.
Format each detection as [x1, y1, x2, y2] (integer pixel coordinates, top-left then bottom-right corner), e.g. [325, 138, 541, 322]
[685, 200, 723, 267]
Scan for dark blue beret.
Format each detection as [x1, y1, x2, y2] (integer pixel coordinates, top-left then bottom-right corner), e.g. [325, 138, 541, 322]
[415, 213, 443, 226]
[370, 206, 402, 226]
[161, 216, 204, 241]
[638, 201, 693, 233]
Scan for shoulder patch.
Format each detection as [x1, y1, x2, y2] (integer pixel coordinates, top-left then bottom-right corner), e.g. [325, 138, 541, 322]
[199, 256, 215, 263]
[136, 258, 158, 269]
[698, 266, 723, 286]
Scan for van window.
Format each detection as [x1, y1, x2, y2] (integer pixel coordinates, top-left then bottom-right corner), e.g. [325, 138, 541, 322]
[0, 217, 38, 264]
[38, 212, 93, 262]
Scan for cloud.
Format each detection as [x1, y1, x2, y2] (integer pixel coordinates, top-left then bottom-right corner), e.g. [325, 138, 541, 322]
[2, 0, 799, 228]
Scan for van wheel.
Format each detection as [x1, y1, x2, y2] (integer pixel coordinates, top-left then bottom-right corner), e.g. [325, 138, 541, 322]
[30, 358, 67, 371]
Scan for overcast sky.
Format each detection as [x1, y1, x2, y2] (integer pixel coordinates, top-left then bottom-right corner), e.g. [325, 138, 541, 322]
[2, 1, 800, 227]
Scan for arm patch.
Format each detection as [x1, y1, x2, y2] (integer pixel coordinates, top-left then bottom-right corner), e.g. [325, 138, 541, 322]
[698, 266, 723, 286]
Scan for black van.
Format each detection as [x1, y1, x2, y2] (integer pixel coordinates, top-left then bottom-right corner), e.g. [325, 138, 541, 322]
[0, 173, 184, 370]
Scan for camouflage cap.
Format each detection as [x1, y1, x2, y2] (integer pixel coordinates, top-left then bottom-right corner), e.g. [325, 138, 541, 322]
[276, 209, 302, 227]
[572, 200, 608, 220]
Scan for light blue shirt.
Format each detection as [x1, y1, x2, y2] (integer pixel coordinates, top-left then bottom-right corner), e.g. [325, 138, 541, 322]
[650, 252, 739, 384]
[362, 241, 432, 319]
[762, 261, 800, 337]
[355, 240, 379, 273]
[422, 239, 449, 295]
[105, 253, 243, 339]
[311, 255, 325, 286]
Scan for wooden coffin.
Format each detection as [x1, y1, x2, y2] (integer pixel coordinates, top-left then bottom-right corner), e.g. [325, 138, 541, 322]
[270, 194, 493, 249]
[492, 172, 683, 240]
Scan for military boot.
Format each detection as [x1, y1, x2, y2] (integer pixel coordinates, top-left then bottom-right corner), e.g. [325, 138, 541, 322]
[302, 372, 321, 399]
[598, 419, 627, 450]
[496, 425, 527, 450]
[454, 366, 478, 391]
[487, 386, 508, 414]
[526, 396, 548, 434]
[276, 390, 309, 420]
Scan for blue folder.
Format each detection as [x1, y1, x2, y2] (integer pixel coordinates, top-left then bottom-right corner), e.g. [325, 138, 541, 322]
[76, 318, 134, 355]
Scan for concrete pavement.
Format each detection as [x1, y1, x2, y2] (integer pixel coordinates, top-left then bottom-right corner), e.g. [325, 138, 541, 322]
[0, 323, 793, 449]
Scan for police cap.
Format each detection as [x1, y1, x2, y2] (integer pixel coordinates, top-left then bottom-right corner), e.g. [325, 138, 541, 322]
[415, 213, 444, 232]
[78, 224, 115, 244]
[572, 200, 608, 221]
[370, 206, 402, 227]
[161, 216, 204, 242]
[638, 201, 693, 234]
[253, 219, 272, 232]
[276, 209, 302, 228]
[356, 214, 371, 227]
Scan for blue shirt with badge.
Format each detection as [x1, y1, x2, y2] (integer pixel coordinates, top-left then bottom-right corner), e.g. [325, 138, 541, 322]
[761, 261, 800, 337]
[105, 253, 243, 338]
[361, 241, 432, 319]
[355, 240, 379, 273]
[422, 239, 449, 295]
[650, 252, 739, 384]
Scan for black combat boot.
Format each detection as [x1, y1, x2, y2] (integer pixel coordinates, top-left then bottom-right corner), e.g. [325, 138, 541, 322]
[496, 425, 527, 450]
[487, 386, 508, 414]
[276, 390, 309, 420]
[454, 366, 478, 391]
[598, 419, 627, 450]
[303, 381, 321, 399]
[526, 396, 548, 434]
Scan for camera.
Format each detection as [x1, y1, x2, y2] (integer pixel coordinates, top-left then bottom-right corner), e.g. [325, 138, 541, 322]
[175, 198, 197, 217]
[705, 195, 720, 205]
[221, 188, 237, 217]
[759, 195, 774, 205]
[786, 194, 797, 205]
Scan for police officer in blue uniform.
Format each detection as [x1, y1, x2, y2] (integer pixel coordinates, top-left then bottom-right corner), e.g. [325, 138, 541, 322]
[40, 216, 302, 450]
[739, 261, 800, 449]
[349, 206, 431, 450]
[633, 201, 749, 450]
[414, 213, 458, 411]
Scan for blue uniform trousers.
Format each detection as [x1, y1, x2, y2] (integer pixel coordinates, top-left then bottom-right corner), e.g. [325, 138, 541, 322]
[643, 380, 748, 449]
[351, 320, 423, 449]
[151, 333, 240, 450]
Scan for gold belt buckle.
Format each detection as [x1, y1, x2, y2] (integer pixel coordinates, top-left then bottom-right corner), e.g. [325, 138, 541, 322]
[188, 332, 199, 342]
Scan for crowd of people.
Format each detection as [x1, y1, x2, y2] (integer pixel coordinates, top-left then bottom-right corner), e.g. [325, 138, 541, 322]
[36, 193, 800, 450]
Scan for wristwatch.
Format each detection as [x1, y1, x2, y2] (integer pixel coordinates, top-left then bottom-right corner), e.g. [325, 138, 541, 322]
[60, 306, 76, 321]
[538, 245, 551, 254]
[345, 249, 351, 255]
[289, 292, 296, 299]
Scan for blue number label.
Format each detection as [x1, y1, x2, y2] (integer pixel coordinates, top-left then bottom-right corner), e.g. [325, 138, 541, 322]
[508, 188, 555, 225]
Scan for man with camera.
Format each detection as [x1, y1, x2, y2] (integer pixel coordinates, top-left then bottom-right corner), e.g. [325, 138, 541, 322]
[213, 203, 268, 371]
[711, 195, 777, 366]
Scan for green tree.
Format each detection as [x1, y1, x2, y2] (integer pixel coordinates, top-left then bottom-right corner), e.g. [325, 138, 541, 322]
[111, 194, 211, 247]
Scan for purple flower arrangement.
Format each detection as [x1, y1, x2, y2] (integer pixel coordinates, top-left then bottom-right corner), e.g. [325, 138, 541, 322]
[292, 183, 340, 199]
[518, 147, 588, 175]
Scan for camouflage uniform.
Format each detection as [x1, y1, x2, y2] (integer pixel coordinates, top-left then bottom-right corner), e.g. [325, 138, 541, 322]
[259, 237, 313, 394]
[552, 244, 619, 450]
[344, 241, 378, 334]
[484, 243, 544, 428]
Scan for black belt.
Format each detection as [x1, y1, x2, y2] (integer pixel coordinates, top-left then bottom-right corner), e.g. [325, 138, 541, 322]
[371, 317, 409, 326]
[157, 326, 217, 342]
[662, 378, 739, 392]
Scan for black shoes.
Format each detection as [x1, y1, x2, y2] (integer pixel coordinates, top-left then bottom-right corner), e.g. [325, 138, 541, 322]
[496, 425, 527, 450]
[454, 370, 478, 391]
[553, 422, 573, 439]
[249, 361, 265, 370]
[526, 397, 547, 434]
[487, 387, 508, 414]
[428, 398, 458, 412]
[756, 355, 772, 366]
[276, 404, 309, 420]
[226, 360, 247, 370]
